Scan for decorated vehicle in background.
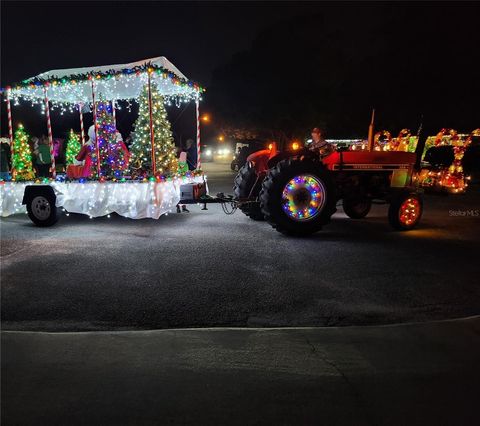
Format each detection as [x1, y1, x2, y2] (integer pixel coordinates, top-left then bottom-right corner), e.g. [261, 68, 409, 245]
[0, 57, 206, 226]
[417, 128, 480, 193]
[340, 127, 478, 193]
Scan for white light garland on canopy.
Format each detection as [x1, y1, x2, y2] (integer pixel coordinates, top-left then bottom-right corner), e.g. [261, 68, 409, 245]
[7, 56, 202, 105]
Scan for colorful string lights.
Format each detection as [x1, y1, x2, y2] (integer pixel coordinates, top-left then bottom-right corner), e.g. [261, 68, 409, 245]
[3, 61, 203, 114]
[281, 174, 326, 221]
[11, 124, 35, 181]
[65, 129, 82, 165]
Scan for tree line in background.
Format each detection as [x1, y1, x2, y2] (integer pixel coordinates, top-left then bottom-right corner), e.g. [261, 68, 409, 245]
[207, 5, 480, 141]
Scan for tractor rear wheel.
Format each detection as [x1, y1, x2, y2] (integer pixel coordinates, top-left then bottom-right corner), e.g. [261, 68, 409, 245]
[259, 158, 336, 236]
[388, 192, 423, 230]
[234, 163, 264, 221]
[342, 197, 371, 219]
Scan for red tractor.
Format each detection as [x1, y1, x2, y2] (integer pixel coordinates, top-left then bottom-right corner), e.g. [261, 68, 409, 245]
[234, 141, 423, 236]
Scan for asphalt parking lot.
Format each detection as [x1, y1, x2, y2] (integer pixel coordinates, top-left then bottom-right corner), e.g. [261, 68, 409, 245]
[1, 162, 479, 331]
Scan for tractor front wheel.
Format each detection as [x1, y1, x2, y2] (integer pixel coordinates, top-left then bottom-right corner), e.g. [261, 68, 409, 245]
[342, 197, 371, 219]
[388, 192, 423, 230]
[259, 158, 336, 236]
[234, 163, 265, 221]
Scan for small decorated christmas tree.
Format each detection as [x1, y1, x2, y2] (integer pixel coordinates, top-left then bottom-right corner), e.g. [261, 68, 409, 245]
[65, 129, 82, 165]
[94, 99, 125, 178]
[12, 124, 35, 181]
[129, 83, 177, 176]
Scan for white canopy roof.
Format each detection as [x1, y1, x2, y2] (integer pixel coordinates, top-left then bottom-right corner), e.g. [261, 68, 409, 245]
[27, 56, 189, 82]
[8, 57, 201, 104]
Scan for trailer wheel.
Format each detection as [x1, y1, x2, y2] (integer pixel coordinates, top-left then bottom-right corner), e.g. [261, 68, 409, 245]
[342, 197, 371, 219]
[26, 192, 59, 227]
[260, 158, 336, 236]
[388, 192, 423, 231]
[234, 163, 264, 221]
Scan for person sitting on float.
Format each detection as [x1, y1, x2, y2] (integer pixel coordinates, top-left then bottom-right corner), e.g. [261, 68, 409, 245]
[66, 125, 95, 179]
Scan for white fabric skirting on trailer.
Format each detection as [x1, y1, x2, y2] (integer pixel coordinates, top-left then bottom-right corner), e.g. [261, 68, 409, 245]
[0, 177, 205, 219]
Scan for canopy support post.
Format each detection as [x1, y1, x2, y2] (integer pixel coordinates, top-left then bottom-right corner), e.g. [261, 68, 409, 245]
[90, 79, 101, 177]
[78, 103, 85, 145]
[43, 86, 56, 178]
[112, 99, 116, 126]
[147, 72, 156, 176]
[195, 98, 201, 170]
[6, 87, 15, 180]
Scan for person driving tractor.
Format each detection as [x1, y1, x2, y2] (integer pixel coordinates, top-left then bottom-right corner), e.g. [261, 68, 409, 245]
[309, 127, 334, 157]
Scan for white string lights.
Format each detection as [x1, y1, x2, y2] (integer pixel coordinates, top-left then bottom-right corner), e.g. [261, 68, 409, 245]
[0, 176, 204, 218]
[6, 68, 202, 114]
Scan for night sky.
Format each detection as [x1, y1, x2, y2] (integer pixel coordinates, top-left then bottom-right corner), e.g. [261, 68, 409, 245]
[1, 1, 321, 141]
[1, 1, 479, 142]
[1, 1, 320, 86]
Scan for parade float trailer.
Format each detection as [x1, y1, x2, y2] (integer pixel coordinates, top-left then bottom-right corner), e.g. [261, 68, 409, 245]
[1, 57, 212, 226]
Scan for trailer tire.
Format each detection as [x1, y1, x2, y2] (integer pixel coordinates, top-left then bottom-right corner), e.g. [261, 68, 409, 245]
[26, 189, 59, 227]
[342, 197, 371, 219]
[260, 158, 336, 236]
[388, 192, 423, 231]
[234, 163, 264, 221]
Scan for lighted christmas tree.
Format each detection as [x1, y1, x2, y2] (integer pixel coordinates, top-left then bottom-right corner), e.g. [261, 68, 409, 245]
[65, 129, 82, 165]
[94, 99, 125, 178]
[129, 83, 177, 176]
[12, 124, 35, 181]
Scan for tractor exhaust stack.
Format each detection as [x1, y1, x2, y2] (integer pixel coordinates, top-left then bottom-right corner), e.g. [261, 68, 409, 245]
[367, 108, 375, 151]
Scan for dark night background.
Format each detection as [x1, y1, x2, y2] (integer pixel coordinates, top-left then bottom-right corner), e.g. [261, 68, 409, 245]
[1, 1, 479, 144]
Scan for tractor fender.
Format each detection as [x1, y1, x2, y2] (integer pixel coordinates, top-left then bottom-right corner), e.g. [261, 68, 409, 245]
[266, 148, 318, 170]
[386, 186, 423, 204]
[246, 149, 274, 174]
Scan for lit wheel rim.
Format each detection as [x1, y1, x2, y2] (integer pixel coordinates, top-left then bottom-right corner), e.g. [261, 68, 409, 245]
[399, 197, 420, 226]
[282, 174, 326, 221]
[31, 196, 51, 221]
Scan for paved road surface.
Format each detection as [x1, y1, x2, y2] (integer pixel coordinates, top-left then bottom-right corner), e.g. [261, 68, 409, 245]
[1, 162, 479, 331]
[3, 317, 480, 425]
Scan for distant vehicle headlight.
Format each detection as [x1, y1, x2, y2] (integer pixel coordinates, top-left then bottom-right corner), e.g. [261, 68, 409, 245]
[205, 149, 212, 156]
[223, 148, 231, 155]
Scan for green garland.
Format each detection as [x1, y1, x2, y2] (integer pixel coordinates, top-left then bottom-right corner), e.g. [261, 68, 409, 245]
[5, 62, 204, 93]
